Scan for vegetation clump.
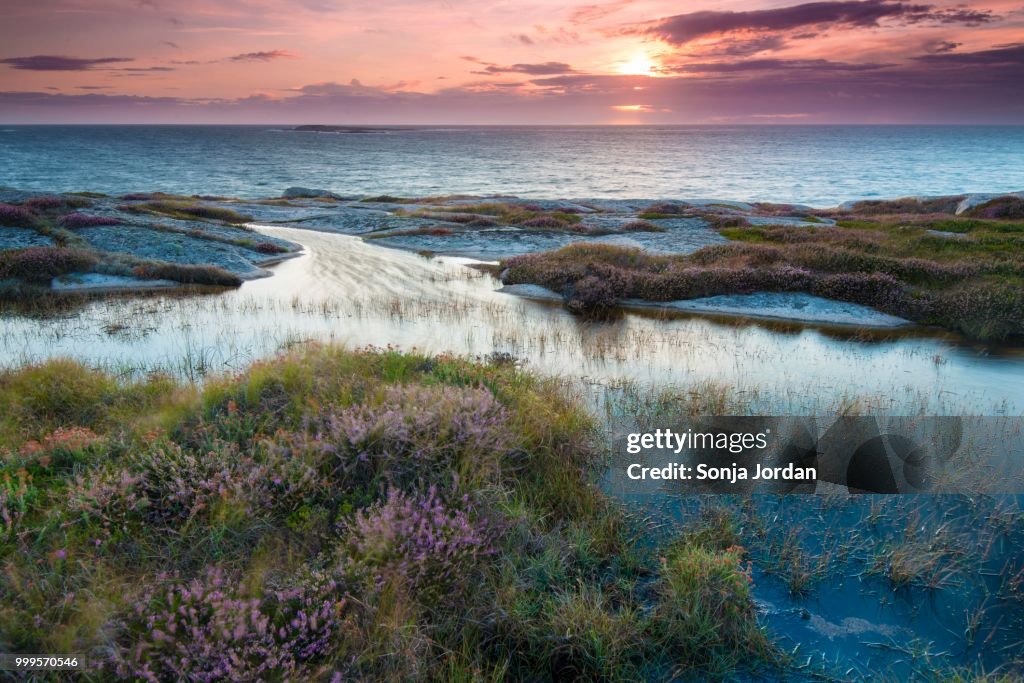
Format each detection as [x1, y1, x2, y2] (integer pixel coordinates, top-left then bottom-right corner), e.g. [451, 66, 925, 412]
[130, 261, 243, 287]
[409, 202, 584, 230]
[502, 213, 1024, 340]
[58, 213, 123, 229]
[254, 241, 290, 255]
[967, 196, 1024, 220]
[0, 246, 98, 285]
[126, 200, 253, 224]
[0, 203, 39, 228]
[0, 346, 777, 680]
[849, 195, 966, 215]
[621, 219, 666, 233]
[519, 215, 570, 229]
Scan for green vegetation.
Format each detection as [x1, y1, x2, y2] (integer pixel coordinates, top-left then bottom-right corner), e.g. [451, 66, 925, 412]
[0, 346, 777, 680]
[501, 213, 1024, 340]
[124, 200, 254, 224]
[0, 194, 288, 293]
[404, 201, 585, 229]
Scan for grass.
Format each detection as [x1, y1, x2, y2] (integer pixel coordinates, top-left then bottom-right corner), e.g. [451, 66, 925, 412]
[403, 202, 584, 229]
[0, 346, 779, 680]
[621, 219, 667, 233]
[501, 212, 1024, 340]
[127, 260, 243, 287]
[123, 200, 253, 224]
[0, 194, 271, 292]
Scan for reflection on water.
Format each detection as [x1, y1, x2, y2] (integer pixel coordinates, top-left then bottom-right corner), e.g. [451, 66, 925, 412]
[1, 225, 1023, 413]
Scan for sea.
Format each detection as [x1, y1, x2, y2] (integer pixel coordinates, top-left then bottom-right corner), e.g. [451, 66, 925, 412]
[2, 125, 1023, 206]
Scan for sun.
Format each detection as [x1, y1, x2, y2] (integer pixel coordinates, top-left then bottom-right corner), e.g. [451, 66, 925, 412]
[615, 53, 657, 76]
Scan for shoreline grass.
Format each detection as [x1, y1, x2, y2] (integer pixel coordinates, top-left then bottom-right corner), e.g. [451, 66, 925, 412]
[0, 346, 779, 680]
[501, 212, 1024, 340]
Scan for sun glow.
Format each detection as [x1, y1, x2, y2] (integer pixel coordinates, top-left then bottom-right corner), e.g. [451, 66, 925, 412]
[615, 53, 657, 76]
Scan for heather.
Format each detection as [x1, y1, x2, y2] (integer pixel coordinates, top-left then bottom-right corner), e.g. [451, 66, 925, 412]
[0, 203, 39, 227]
[0, 346, 777, 680]
[501, 215, 1024, 340]
[125, 200, 254, 224]
[400, 201, 583, 229]
[0, 246, 98, 284]
[0, 192, 296, 293]
[59, 212, 123, 229]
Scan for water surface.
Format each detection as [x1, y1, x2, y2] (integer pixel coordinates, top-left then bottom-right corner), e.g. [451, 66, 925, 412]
[3, 226, 1021, 414]
[2, 125, 1023, 206]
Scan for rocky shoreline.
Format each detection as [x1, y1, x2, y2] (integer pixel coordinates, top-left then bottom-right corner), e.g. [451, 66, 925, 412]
[2, 186, 1022, 335]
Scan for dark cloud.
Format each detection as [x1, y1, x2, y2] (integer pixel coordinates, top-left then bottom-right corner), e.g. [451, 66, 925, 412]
[694, 35, 789, 57]
[163, 41, 180, 49]
[0, 55, 133, 71]
[640, 0, 998, 45]
[471, 61, 578, 75]
[926, 39, 961, 53]
[663, 58, 894, 73]
[229, 50, 296, 62]
[514, 34, 534, 45]
[916, 42, 1024, 65]
[117, 66, 176, 72]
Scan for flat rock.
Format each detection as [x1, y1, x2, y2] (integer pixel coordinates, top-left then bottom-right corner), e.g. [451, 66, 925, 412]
[0, 227, 52, 250]
[622, 292, 910, 327]
[51, 273, 179, 291]
[497, 284, 562, 301]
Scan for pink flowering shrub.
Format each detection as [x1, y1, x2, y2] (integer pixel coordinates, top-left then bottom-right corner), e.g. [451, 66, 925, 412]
[620, 220, 665, 233]
[66, 468, 147, 539]
[850, 196, 965, 215]
[566, 274, 618, 313]
[109, 567, 345, 681]
[640, 202, 687, 216]
[339, 487, 496, 601]
[0, 246, 98, 284]
[127, 439, 319, 525]
[304, 384, 514, 494]
[59, 213, 123, 228]
[967, 196, 1024, 220]
[254, 241, 288, 254]
[502, 241, 1024, 339]
[520, 215, 570, 229]
[131, 261, 242, 287]
[0, 203, 38, 227]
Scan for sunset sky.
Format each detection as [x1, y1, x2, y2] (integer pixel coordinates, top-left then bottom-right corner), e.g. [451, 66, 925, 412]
[1, 0, 1022, 123]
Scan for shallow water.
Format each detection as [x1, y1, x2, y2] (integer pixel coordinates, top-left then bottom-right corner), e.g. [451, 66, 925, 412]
[3, 125, 1024, 206]
[616, 493, 1024, 680]
[2, 225, 1023, 415]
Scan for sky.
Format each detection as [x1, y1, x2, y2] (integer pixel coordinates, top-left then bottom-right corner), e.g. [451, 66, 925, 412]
[0, 0, 1022, 124]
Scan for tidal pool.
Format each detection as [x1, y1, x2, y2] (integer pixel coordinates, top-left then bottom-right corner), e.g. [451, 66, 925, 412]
[2, 225, 1023, 415]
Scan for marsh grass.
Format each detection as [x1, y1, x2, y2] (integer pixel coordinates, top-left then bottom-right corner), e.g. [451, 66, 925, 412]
[123, 200, 253, 224]
[502, 212, 1024, 340]
[0, 346, 783, 680]
[402, 202, 584, 229]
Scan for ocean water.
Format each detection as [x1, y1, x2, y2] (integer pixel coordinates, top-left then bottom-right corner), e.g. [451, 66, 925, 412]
[2, 125, 1023, 206]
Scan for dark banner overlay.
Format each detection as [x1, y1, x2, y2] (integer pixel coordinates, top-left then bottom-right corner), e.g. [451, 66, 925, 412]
[608, 417, 1024, 494]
